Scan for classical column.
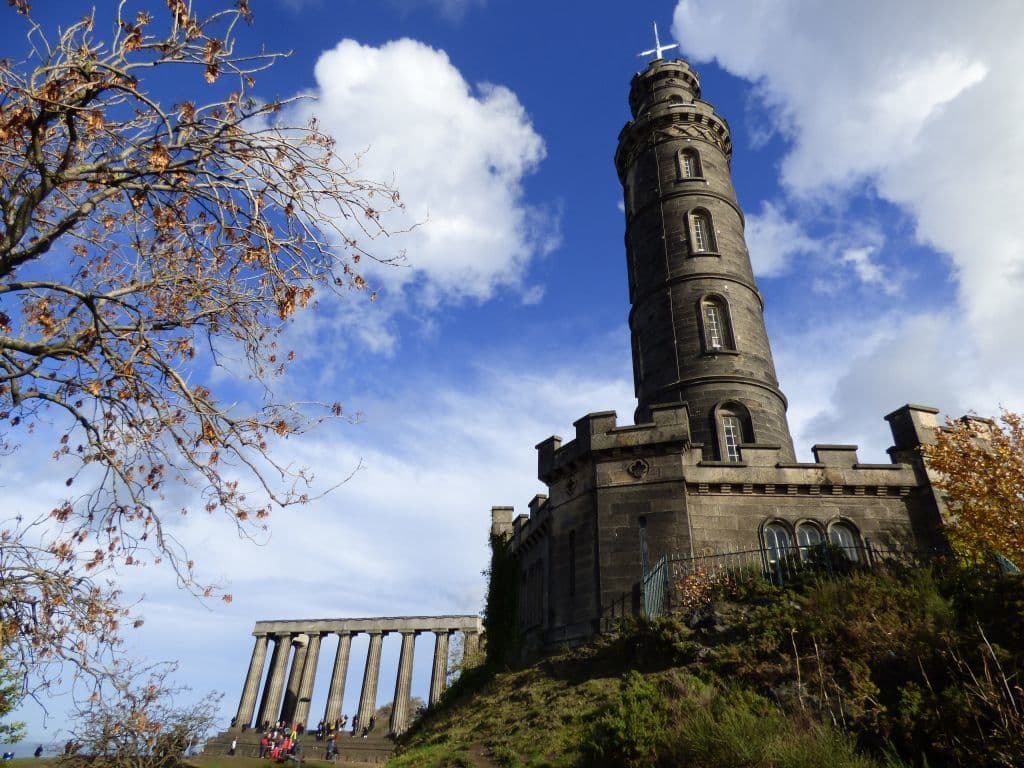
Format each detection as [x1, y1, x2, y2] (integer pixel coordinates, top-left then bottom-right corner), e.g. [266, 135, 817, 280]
[388, 632, 417, 736]
[256, 634, 291, 729]
[463, 630, 480, 661]
[293, 632, 322, 729]
[428, 631, 450, 706]
[281, 634, 309, 725]
[323, 632, 353, 726]
[233, 634, 269, 730]
[356, 631, 385, 732]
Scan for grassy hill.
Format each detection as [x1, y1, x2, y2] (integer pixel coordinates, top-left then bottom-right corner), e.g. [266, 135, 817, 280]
[392, 562, 1024, 767]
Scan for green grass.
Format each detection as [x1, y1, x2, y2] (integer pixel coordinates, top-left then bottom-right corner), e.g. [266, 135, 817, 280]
[393, 565, 1024, 767]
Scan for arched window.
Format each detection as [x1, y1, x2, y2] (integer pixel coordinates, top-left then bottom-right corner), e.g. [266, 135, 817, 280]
[699, 295, 734, 351]
[676, 148, 702, 180]
[796, 523, 825, 560]
[828, 522, 860, 561]
[714, 402, 751, 462]
[763, 522, 792, 564]
[688, 208, 716, 253]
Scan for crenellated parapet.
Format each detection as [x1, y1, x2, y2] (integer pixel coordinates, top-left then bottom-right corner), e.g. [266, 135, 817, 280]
[536, 403, 691, 484]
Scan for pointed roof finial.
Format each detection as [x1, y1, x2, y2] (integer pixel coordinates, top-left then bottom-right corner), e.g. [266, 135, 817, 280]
[638, 22, 678, 62]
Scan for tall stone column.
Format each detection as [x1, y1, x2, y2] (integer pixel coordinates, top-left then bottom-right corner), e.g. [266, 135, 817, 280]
[256, 634, 291, 729]
[356, 631, 385, 732]
[323, 632, 353, 726]
[463, 631, 480, 661]
[281, 634, 309, 725]
[293, 632, 322, 729]
[428, 631, 450, 706]
[388, 632, 417, 736]
[233, 634, 269, 730]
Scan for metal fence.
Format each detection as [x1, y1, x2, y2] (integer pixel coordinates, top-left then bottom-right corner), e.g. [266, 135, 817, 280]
[641, 541, 900, 618]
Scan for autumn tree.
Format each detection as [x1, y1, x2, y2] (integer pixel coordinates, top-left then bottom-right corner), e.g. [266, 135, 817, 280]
[61, 661, 221, 768]
[923, 410, 1024, 567]
[0, 1, 402, 692]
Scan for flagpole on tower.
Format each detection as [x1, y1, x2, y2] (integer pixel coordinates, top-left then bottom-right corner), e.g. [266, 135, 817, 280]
[638, 22, 678, 62]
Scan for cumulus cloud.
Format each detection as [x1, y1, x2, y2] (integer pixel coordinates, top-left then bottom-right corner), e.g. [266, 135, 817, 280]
[744, 200, 818, 277]
[840, 246, 898, 295]
[673, 0, 1024, 442]
[293, 38, 553, 308]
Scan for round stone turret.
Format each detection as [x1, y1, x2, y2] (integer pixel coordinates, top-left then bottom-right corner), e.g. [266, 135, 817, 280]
[615, 58, 795, 462]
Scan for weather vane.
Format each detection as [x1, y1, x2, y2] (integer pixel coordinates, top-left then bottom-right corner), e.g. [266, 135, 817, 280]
[638, 22, 678, 61]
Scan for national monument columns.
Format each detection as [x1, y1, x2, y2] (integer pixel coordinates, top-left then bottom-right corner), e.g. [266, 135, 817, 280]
[231, 616, 481, 733]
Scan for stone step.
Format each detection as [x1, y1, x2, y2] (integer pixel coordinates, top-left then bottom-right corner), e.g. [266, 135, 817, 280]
[203, 731, 394, 765]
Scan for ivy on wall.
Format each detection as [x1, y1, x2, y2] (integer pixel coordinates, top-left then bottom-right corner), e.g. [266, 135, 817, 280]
[483, 532, 521, 667]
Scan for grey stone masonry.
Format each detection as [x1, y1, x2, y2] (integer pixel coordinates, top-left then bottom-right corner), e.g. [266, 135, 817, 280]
[322, 632, 352, 726]
[615, 58, 795, 461]
[232, 615, 481, 733]
[281, 634, 308, 725]
[255, 634, 291, 728]
[389, 631, 417, 736]
[293, 632, 321, 728]
[233, 634, 268, 730]
[428, 631, 450, 706]
[498, 400, 949, 652]
[356, 632, 384, 732]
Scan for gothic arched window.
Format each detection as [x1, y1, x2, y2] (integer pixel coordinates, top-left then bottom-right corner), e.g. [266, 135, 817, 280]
[688, 208, 716, 253]
[699, 295, 734, 352]
[828, 522, 861, 561]
[763, 522, 793, 564]
[796, 522, 825, 560]
[713, 401, 752, 462]
[676, 148, 702, 180]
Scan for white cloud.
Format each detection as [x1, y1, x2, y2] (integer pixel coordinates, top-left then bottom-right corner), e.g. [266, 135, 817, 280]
[778, 309, 1024, 462]
[840, 246, 898, 295]
[294, 38, 552, 308]
[11, 355, 635, 739]
[673, 0, 1024, 455]
[744, 200, 818, 277]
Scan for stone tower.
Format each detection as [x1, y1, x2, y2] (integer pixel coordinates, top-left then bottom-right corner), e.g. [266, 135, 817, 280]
[491, 50, 949, 654]
[614, 58, 795, 462]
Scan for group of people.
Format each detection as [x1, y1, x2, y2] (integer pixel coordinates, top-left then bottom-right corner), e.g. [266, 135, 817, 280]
[247, 713, 381, 763]
[311, 715, 380, 760]
[257, 722, 304, 763]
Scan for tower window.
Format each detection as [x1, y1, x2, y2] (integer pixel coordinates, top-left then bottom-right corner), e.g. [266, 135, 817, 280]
[676, 148, 702, 180]
[688, 209, 716, 253]
[699, 295, 735, 351]
[713, 401, 752, 462]
[721, 415, 742, 462]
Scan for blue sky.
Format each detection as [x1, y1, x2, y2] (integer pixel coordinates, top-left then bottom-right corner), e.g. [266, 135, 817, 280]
[4, 0, 1024, 747]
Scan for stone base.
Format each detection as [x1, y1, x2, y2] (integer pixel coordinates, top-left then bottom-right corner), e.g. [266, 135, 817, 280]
[203, 730, 395, 765]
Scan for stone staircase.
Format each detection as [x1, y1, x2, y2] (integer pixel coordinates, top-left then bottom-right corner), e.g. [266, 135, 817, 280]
[203, 729, 395, 765]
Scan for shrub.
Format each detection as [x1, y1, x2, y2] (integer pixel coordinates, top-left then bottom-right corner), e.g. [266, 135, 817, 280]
[581, 671, 671, 768]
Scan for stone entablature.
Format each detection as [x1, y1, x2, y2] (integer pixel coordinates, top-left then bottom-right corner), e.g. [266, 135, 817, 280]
[232, 615, 481, 739]
[253, 616, 480, 635]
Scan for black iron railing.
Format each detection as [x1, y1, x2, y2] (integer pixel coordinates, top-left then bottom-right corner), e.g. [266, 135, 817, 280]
[642, 541, 905, 618]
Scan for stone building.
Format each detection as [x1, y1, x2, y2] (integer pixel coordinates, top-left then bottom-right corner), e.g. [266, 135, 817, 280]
[491, 54, 950, 651]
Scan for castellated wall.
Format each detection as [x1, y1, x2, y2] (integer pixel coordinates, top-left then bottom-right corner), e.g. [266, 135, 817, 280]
[494, 403, 948, 652]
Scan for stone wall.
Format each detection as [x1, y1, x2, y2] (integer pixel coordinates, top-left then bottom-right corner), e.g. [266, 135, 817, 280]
[495, 403, 948, 652]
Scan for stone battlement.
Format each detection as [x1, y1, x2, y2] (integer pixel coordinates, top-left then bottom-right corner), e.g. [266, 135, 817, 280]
[536, 403, 691, 483]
